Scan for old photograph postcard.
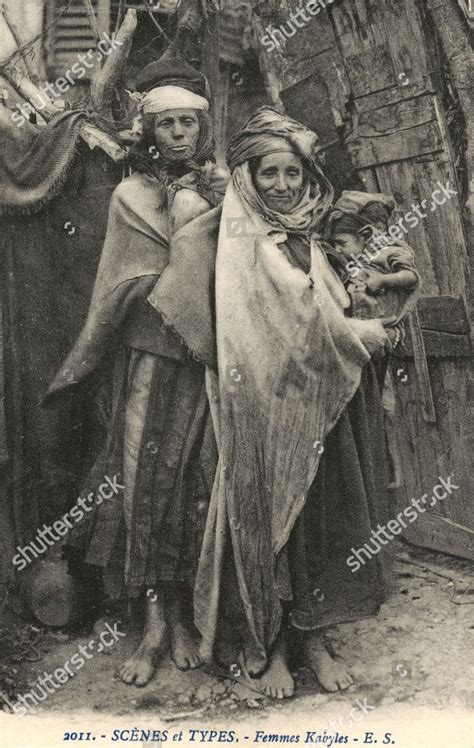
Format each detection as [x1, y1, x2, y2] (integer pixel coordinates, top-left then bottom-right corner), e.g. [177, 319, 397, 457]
[0, 1, 472, 747]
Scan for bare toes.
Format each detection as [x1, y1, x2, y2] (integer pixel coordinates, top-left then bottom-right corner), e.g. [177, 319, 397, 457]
[189, 655, 201, 670]
[339, 673, 353, 690]
[118, 666, 135, 685]
[172, 654, 187, 670]
[171, 627, 202, 671]
[135, 668, 153, 687]
[173, 651, 198, 671]
[117, 645, 160, 686]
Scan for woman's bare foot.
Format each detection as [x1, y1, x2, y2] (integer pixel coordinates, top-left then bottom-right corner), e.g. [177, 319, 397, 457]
[258, 636, 294, 699]
[166, 588, 202, 671]
[118, 634, 164, 686]
[306, 634, 353, 692]
[244, 651, 266, 678]
[170, 623, 202, 670]
[117, 591, 166, 687]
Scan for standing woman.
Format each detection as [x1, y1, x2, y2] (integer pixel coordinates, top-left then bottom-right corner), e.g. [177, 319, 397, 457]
[195, 107, 393, 699]
[45, 59, 227, 686]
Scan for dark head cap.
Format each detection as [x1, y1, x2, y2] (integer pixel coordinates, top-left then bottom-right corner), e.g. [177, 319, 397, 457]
[136, 57, 210, 100]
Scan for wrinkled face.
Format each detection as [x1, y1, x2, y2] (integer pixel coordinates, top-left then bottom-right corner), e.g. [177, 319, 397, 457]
[333, 232, 366, 258]
[153, 108, 200, 162]
[253, 152, 305, 214]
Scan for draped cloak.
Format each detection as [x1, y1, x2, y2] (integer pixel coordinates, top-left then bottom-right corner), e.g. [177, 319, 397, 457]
[46, 171, 185, 405]
[44, 170, 222, 594]
[153, 106, 385, 670]
[152, 170, 374, 670]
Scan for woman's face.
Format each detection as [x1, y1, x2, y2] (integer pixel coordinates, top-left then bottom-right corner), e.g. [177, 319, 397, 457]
[253, 152, 305, 213]
[153, 108, 200, 162]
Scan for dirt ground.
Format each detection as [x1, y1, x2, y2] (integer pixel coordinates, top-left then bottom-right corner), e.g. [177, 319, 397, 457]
[1, 541, 473, 736]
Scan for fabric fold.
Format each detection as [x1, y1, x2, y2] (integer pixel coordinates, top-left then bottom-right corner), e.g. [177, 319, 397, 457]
[0, 110, 89, 216]
[194, 179, 371, 670]
[44, 172, 184, 404]
[148, 205, 222, 369]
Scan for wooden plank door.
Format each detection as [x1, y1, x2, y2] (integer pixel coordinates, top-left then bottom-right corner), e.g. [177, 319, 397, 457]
[332, 0, 473, 560]
[261, 0, 473, 558]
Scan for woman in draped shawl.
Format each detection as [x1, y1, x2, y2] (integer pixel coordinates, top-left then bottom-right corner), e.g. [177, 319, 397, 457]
[45, 59, 227, 686]
[193, 107, 394, 699]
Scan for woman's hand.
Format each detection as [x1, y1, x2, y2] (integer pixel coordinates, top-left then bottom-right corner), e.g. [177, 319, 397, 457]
[349, 316, 396, 355]
[386, 327, 398, 345]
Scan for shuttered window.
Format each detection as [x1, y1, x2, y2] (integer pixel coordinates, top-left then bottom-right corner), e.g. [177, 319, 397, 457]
[46, 0, 111, 78]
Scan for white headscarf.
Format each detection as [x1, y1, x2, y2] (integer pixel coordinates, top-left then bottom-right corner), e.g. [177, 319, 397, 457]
[138, 85, 209, 115]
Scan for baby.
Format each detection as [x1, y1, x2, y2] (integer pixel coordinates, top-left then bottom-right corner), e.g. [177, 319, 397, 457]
[326, 191, 421, 489]
[326, 191, 420, 325]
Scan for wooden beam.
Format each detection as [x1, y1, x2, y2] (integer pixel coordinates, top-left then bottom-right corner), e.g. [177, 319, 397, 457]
[409, 309, 437, 422]
[90, 8, 137, 120]
[399, 330, 472, 358]
[401, 513, 474, 562]
[417, 294, 470, 334]
[0, 75, 125, 162]
[426, 0, 474, 230]
[1, 3, 38, 83]
[1, 65, 60, 122]
[114, 0, 126, 35]
[250, 11, 285, 111]
[201, 7, 220, 130]
[346, 96, 444, 169]
[162, 0, 201, 62]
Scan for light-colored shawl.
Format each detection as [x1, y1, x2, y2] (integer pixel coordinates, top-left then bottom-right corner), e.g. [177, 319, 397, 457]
[194, 113, 372, 671]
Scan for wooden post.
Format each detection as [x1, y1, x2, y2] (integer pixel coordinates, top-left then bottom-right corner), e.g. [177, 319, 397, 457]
[251, 11, 285, 112]
[201, 7, 221, 132]
[1, 4, 38, 83]
[408, 310, 437, 423]
[91, 8, 137, 120]
[1, 65, 60, 122]
[427, 0, 474, 237]
[1, 67, 125, 161]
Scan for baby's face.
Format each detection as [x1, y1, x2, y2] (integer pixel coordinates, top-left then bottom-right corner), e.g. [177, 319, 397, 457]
[333, 232, 366, 259]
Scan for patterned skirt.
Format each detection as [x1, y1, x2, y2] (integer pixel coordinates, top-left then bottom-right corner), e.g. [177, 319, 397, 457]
[69, 346, 216, 599]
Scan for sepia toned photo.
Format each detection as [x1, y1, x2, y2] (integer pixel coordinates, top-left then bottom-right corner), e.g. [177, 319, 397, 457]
[0, 2, 472, 747]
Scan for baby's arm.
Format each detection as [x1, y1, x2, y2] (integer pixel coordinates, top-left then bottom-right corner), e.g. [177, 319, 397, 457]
[365, 268, 418, 294]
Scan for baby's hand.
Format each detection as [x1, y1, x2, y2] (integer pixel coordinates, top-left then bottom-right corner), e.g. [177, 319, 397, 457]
[364, 271, 385, 295]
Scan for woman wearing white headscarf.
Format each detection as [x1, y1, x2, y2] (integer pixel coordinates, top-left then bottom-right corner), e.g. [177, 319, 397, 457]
[46, 59, 228, 686]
